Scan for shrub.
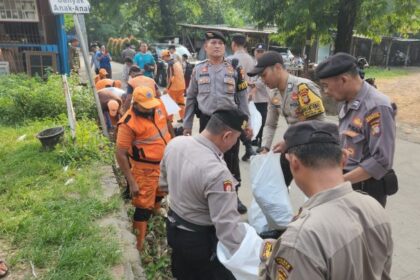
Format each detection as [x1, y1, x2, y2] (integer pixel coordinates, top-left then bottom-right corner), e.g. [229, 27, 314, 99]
[0, 74, 97, 125]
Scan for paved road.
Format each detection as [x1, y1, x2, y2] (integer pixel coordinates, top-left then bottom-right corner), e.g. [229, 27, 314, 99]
[84, 60, 420, 279]
[235, 116, 420, 280]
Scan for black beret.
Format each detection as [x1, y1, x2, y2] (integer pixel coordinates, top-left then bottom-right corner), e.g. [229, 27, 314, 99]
[254, 43, 266, 51]
[284, 120, 340, 151]
[205, 30, 226, 44]
[231, 33, 246, 45]
[212, 109, 248, 132]
[315, 52, 358, 79]
[248, 51, 284, 77]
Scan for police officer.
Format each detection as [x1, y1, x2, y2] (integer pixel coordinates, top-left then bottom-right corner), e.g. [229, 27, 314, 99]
[183, 30, 251, 214]
[230, 33, 257, 161]
[259, 121, 393, 280]
[248, 51, 326, 185]
[161, 109, 248, 280]
[249, 43, 270, 148]
[316, 53, 397, 207]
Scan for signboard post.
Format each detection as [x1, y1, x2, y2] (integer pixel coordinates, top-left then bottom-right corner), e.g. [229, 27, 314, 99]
[48, 0, 109, 138]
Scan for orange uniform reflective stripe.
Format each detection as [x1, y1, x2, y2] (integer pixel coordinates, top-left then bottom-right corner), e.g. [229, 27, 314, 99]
[95, 78, 114, 90]
[168, 61, 186, 91]
[128, 76, 157, 96]
[117, 101, 171, 165]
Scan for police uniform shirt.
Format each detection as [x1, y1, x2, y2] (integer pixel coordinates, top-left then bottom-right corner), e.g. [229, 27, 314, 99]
[262, 74, 326, 149]
[159, 135, 246, 254]
[339, 81, 396, 179]
[183, 60, 250, 130]
[251, 75, 270, 103]
[229, 49, 255, 81]
[259, 181, 393, 280]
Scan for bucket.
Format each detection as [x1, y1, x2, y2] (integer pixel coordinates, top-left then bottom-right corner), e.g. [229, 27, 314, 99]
[36, 126, 64, 150]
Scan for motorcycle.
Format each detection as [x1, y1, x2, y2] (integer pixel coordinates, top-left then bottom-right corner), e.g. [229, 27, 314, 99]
[357, 56, 377, 88]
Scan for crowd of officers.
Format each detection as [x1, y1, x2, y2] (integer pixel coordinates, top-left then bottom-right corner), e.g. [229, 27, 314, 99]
[95, 29, 397, 279]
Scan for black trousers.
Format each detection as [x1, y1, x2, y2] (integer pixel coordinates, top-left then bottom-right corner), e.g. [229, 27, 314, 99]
[254, 102, 268, 141]
[352, 177, 387, 207]
[166, 220, 235, 280]
[200, 114, 241, 183]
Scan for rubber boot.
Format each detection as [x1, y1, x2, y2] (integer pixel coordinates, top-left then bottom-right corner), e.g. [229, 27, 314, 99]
[133, 221, 148, 251]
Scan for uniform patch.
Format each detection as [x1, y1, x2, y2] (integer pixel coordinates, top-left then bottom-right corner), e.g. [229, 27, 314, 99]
[352, 117, 363, 128]
[277, 267, 288, 280]
[371, 123, 381, 136]
[241, 120, 248, 130]
[291, 92, 298, 101]
[297, 83, 325, 119]
[272, 97, 281, 105]
[366, 112, 380, 124]
[260, 241, 273, 261]
[275, 257, 293, 273]
[343, 129, 360, 138]
[351, 100, 361, 109]
[202, 66, 209, 73]
[198, 77, 210, 84]
[223, 180, 233, 192]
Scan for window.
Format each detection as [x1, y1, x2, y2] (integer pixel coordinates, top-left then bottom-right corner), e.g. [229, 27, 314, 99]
[24, 51, 57, 78]
[0, 0, 39, 22]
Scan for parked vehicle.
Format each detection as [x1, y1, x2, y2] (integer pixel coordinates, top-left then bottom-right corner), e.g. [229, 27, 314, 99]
[268, 46, 295, 67]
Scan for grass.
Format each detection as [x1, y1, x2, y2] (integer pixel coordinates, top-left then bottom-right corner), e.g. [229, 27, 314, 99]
[0, 119, 121, 280]
[364, 66, 410, 79]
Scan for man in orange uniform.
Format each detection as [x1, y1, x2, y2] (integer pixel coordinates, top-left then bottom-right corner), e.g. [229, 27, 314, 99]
[95, 68, 108, 84]
[122, 65, 160, 112]
[116, 86, 174, 251]
[161, 50, 186, 122]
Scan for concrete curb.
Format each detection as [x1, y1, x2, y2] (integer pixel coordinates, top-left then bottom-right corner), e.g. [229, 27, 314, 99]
[98, 166, 146, 280]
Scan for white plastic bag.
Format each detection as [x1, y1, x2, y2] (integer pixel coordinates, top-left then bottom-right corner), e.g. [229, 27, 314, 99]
[217, 223, 263, 280]
[160, 94, 180, 116]
[250, 152, 293, 230]
[248, 199, 269, 234]
[249, 101, 262, 140]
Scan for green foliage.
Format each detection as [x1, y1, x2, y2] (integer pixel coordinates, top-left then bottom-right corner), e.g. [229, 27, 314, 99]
[140, 214, 172, 279]
[243, 0, 420, 50]
[0, 120, 121, 280]
[0, 74, 96, 125]
[85, 0, 250, 43]
[57, 119, 113, 167]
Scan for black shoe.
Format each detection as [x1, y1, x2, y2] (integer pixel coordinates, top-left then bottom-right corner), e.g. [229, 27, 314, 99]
[241, 148, 256, 161]
[237, 198, 248, 214]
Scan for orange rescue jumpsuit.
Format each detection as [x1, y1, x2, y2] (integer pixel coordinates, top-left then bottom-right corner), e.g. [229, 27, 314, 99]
[167, 60, 186, 119]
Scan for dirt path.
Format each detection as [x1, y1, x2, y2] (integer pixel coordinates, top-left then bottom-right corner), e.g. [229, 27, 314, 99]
[375, 67, 420, 143]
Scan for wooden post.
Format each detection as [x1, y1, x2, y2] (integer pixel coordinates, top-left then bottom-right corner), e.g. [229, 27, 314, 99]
[62, 75, 76, 139]
[385, 40, 393, 69]
[368, 40, 374, 65]
[405, 43, 411, 67]
[73, 14, 109, 137]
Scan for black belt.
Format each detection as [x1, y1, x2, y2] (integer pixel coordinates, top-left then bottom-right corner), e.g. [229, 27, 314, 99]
[347, 169, 398, 196]
[168, 208, 215, 233]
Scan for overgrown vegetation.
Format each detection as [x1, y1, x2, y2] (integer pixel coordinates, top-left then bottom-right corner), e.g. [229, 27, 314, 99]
[0, 120, 121, 279]
[0, 74, 121, 279]
[0, 74, 96, 125]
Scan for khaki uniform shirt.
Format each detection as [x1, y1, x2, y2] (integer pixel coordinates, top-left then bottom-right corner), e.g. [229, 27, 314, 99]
[262, 74, 326, 149]
[184, 60, 250, 130]
[230, 49, 255, 81]
[339, 81, 396, 179]
[259, 182, 393, 280]
[159, 135, 246, 254]
[251, 76, 270, 103]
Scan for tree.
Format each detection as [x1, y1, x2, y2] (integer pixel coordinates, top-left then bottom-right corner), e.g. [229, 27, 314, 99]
[243, 0, 420, 54]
